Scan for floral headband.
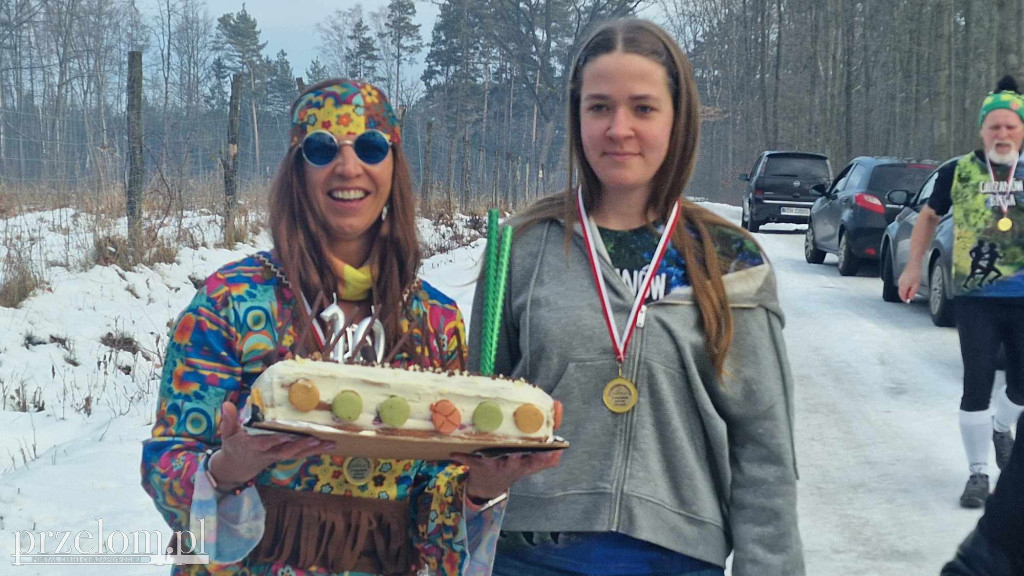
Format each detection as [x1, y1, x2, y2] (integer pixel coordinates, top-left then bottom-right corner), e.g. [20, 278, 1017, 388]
[290, 80, 401, 146]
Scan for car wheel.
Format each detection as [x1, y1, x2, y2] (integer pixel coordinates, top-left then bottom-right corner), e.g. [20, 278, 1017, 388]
[837, 231, 861, 276]
[929, 261, 956, 327]
[881, 247, 901, 302]
[744, 208, 760, 232]
[804, 223, 826, 264]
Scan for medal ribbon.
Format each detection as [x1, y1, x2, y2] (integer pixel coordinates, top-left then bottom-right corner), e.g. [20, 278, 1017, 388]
[985, 153, 1020, 218]
[576, 187, 681, 364]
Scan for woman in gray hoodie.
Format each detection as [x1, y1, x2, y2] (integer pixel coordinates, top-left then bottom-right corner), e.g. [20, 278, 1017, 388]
[469, 18, 804, 576]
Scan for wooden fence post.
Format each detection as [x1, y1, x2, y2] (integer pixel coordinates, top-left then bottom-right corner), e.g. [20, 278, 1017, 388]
[126, 50, 144, 263]
[223, 73, 243, 246]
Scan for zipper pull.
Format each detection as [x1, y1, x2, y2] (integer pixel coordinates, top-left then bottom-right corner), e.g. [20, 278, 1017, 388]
[636, 305, 648, 328]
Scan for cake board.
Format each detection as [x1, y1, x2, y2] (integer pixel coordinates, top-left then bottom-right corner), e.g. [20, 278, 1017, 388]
[247, 420, 569, 461]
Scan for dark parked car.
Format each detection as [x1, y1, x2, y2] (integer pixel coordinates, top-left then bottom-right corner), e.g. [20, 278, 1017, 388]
[879, 157, 959, 327]
[740, 151, 831, 232]
[804, 156, 938, 275]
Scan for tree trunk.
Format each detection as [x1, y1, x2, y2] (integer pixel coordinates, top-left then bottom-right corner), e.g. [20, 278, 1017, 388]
[997, 0, 1021, 80]
[424, 120, 433, 202]
[771, 0, 782, 147]
[937, 0, 952, 159]
[842, 3, 853, 160]
[759, 0, 770, 148]
[249, 66, 262, 178]
[478, 55, 490, 191]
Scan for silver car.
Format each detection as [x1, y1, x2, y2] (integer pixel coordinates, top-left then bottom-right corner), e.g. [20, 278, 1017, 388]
[879, 157, 958, 327]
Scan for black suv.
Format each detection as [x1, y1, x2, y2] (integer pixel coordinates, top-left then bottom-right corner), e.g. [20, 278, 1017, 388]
[740, 151, 832, 232]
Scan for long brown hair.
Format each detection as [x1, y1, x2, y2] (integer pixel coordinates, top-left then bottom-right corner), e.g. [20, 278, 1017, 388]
[515, 19, 752, 377]
[269, 79, 421, 354]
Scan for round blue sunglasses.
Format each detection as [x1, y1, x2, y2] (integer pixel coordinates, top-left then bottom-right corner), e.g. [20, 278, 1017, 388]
[301, 129, 392, 167]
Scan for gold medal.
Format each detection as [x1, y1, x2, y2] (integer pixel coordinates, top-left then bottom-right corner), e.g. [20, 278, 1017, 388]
[577, 189, 680, 417]
[603, 377, 638, 413]
[343, 456, 375, 485]
[986, 157, 1019, 234]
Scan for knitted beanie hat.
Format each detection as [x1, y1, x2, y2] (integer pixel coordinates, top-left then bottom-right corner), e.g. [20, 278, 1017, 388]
[978, 75, 1024, 127]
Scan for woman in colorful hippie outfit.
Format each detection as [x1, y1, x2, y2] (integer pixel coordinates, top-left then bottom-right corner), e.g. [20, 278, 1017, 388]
[468, 20, 804, 576]
[141, 79, 557, 576]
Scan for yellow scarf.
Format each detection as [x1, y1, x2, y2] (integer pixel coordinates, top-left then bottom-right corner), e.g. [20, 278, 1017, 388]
[335, 261, 374, 301]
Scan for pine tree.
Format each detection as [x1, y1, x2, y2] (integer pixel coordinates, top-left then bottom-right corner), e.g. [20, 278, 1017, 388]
[345, 14, 381, 83]
[421, 0, 480, 94]
[215, 6, 266, 79]
[215, 6, 269, 174]
[381, 0, 423, 106]
[306, 57, 332, 85]
[266, 50, 296, 112]
[208, 56, 230, 109]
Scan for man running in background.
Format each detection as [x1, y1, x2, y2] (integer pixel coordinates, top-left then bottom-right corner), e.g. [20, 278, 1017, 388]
[899, 75, 1024, 508]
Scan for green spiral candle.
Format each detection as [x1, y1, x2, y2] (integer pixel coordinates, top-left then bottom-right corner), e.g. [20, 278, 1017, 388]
[485, 209, 499, 296]
[480, 224, 514, 375]
[480, 210, 501, 375]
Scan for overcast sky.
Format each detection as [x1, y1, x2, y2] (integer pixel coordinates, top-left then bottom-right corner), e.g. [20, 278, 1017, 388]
[182, 0, 440, 78]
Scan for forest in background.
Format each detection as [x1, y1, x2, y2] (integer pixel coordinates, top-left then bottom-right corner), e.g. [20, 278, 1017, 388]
[1, 0, 1024, 212]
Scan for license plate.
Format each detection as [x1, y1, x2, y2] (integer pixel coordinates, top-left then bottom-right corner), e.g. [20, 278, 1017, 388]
[781, 207, 810, 216]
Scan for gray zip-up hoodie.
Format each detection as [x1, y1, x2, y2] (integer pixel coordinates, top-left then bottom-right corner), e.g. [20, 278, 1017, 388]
[468, 216, 804, 575]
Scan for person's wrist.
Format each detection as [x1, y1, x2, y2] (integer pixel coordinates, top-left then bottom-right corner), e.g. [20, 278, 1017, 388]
[466, 483, 507, 503]
[206, 450, 247, 493]
[466, 490, 508, 511]
[467, 492, 494, 505]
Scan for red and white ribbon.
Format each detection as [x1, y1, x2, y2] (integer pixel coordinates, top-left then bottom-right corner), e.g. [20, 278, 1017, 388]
[576, 187, 681, 364]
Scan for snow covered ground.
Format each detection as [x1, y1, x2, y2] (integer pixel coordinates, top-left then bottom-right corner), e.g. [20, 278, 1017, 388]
[0, 203, 994, 575]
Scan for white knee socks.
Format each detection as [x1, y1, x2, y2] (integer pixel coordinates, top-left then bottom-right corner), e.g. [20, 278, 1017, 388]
[960, 410, 992, 475]
[992, 388, 1024, 433]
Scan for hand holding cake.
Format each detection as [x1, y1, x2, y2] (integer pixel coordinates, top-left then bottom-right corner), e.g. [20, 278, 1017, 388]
[451, 450, 564, 502]
[206, 402, 335, 493]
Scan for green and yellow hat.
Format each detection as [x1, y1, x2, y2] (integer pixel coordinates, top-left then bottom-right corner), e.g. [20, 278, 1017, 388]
[978, 75, 1024, 127]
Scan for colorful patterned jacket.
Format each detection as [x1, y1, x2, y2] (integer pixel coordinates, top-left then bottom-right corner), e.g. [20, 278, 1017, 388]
[141, 251, 501, 576]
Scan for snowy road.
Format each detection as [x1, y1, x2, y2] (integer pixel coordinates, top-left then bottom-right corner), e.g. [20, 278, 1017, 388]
[0, 204, 992, 575]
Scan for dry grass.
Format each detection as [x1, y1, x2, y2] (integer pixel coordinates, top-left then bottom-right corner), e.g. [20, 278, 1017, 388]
[0, 174, 509, 309]
[0, 245, 45, 308]
[417, 193, 508, 221]
[100, 331, 141, 355]
[0, 175, 269, 304]
[0, 375, 45, 413]
[91, 223, 181, 269]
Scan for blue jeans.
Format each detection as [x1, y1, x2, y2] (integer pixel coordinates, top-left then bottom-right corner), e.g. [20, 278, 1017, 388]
[492, 551, 726, 576]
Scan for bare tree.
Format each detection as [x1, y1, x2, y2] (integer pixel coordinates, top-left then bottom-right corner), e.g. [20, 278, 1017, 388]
[316, 6, 355, 77]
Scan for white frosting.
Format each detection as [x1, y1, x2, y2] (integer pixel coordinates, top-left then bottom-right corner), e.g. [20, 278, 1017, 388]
[252, 358, 556, 439]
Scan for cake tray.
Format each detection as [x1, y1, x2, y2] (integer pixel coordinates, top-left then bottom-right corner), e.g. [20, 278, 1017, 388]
[246, 419, 569, 461]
